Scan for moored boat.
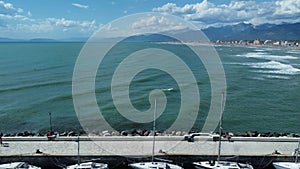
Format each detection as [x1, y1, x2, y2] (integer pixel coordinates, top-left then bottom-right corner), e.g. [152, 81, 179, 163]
[129, 162, 183, 169]
[193, 161, 253, 169]
[273, 162, 300, 169]
[66, 162, 108, 169]
[0, 162, 41, 169]
[193, 93, 253, 169]
[273, 139, 299, 169]
[66, 134, 108, 169]
[128, 99, 183, 169]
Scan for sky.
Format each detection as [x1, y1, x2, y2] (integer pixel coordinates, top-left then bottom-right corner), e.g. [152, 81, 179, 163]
[0, 0, 300, 39]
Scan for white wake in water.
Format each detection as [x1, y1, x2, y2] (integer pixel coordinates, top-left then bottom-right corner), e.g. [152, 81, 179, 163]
[162, 88, 174, 92]
[234, 50, 300, 79]
[238, 52, 298, 61]
[247, 61, 300, 75]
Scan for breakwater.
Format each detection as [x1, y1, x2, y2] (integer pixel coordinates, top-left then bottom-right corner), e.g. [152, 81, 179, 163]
[0, 133, 299, 169]
[2, 130, 300, 137]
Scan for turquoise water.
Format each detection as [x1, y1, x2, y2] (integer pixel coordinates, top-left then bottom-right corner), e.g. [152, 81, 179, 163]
[0, 42, 300, 133]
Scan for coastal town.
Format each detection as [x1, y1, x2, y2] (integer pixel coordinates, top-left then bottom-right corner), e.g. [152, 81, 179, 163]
[214, 39, 300, 49]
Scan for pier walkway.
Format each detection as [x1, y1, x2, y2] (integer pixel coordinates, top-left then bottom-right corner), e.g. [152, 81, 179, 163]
[0, 135, 299, 168]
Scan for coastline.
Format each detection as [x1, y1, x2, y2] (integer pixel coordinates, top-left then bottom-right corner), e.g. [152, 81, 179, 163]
[212, 40, 300, 51]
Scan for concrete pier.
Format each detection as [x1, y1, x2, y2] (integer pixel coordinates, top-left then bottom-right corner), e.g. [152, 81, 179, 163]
[0, 135, 299, 168]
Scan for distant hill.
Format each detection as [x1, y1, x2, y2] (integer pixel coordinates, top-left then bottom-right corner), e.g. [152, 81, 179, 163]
[0, 37, 25, 42]
[0, 37, 87, 43]
[202, 22, 300, 41]
[123, 33, 180, 42]
[29, 38, 58, 42]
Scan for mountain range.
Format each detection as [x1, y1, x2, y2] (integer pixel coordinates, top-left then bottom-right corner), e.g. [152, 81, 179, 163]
[202, 22, 300, 41]
[0, 22, 299, 42]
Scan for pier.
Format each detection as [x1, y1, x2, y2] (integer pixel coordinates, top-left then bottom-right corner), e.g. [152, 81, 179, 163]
[0, 135, 299, 168]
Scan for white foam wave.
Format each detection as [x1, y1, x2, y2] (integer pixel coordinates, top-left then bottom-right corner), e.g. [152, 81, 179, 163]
[248, 61, 300, 75]
[254, 49, 265, 52]
[262, 75, 291, 80]
[239, 52, 298, 61]
[262, 47, 281, 51]
[162, 88, 174, 92]
[286, 50, 300, 54]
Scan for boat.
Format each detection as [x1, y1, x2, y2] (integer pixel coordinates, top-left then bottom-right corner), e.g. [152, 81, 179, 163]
[193, 161, 253, 169]
[128, 100, 183, 169]
[273, 162, 300, 169]
[129, 161, 183, 169]
[66, 162, 108, 169]
[273, 139, 300, 169]
[0, 162, 41, 169]
[193, 93, 253, 169]
[66, 135, 108, 169]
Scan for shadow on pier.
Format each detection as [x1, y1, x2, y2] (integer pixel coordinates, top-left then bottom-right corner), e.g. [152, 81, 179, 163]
[0, 155, 295, 169]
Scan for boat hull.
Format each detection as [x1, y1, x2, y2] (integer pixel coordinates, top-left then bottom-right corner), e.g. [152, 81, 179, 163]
[193, 161, 253, 169]
[129, 162, 183, 169]
[66, 162, 108, 169]
[0, 162, 41, 169]
[273, 162, 300, 169]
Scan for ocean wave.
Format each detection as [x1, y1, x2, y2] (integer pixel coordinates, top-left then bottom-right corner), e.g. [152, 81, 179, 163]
[262, 75, 291, 80]
[286, 50, 300, 54]
[0, 80, 70, 93]
[162, 88, 174, 92]
[0, 64, 67, 77]
[237, 52, 298, 61]
[247, 61, 300, 75]
[254, 49, 266, 52]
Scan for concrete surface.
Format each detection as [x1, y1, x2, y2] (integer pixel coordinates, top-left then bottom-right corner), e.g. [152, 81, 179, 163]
[1, 135, 299, 157]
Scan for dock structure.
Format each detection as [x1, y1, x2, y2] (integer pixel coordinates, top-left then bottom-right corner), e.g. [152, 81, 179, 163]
[0, 135, 299, 168]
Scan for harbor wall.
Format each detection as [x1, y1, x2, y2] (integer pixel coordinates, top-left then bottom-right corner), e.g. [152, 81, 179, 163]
[0, 136, 299, 169]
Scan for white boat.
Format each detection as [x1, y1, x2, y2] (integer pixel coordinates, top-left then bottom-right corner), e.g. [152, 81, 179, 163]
[193, 93, 253, 169]
[273, 162, 300, 169]
[66, 162, 108, 169]
[129, 161, 183, 169]
[0, 162, 41, 169]
[129, 100, 183, 169]
[193, 161, 253, 169]
[273, 139, 299, 169]
[66, 135, 108, 169]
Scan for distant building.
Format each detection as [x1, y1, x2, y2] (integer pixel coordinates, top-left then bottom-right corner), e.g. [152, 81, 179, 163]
[253, 39, 262, 45]
[264, 40, 272, 45]
[273, 41, 280, 46]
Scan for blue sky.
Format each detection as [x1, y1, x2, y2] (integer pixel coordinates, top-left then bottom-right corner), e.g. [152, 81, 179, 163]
[0, 0, 299, 39]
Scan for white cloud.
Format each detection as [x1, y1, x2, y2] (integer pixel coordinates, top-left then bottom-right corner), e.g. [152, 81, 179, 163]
[27, 11, 32, 17]
[153, 0, 300, 27]
[0, 1, 13, 9]
[131, 15, 187, 33]
[46, 18, 97, 31]
[81, 20, 95, 27]
[16, 21, 53, 33]
[12, 17, 98, 38]
[0, 1, 98, 39]
[274, 0, 300, 15]
[0, 0, 23, 16]
[0, 1, 31, 22]
[48, 18, 78, 27]
[72, 3, 89, 9]
[94, 14, 190, 39]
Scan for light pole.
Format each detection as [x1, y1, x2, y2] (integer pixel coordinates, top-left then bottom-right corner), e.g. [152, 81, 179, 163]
[49, 112, 52, 132]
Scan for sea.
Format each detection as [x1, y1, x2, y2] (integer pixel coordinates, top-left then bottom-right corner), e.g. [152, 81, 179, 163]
[0, 42, 300, 134]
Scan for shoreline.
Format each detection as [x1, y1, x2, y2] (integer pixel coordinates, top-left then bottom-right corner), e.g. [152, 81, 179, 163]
[212, 42, 300, 51]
